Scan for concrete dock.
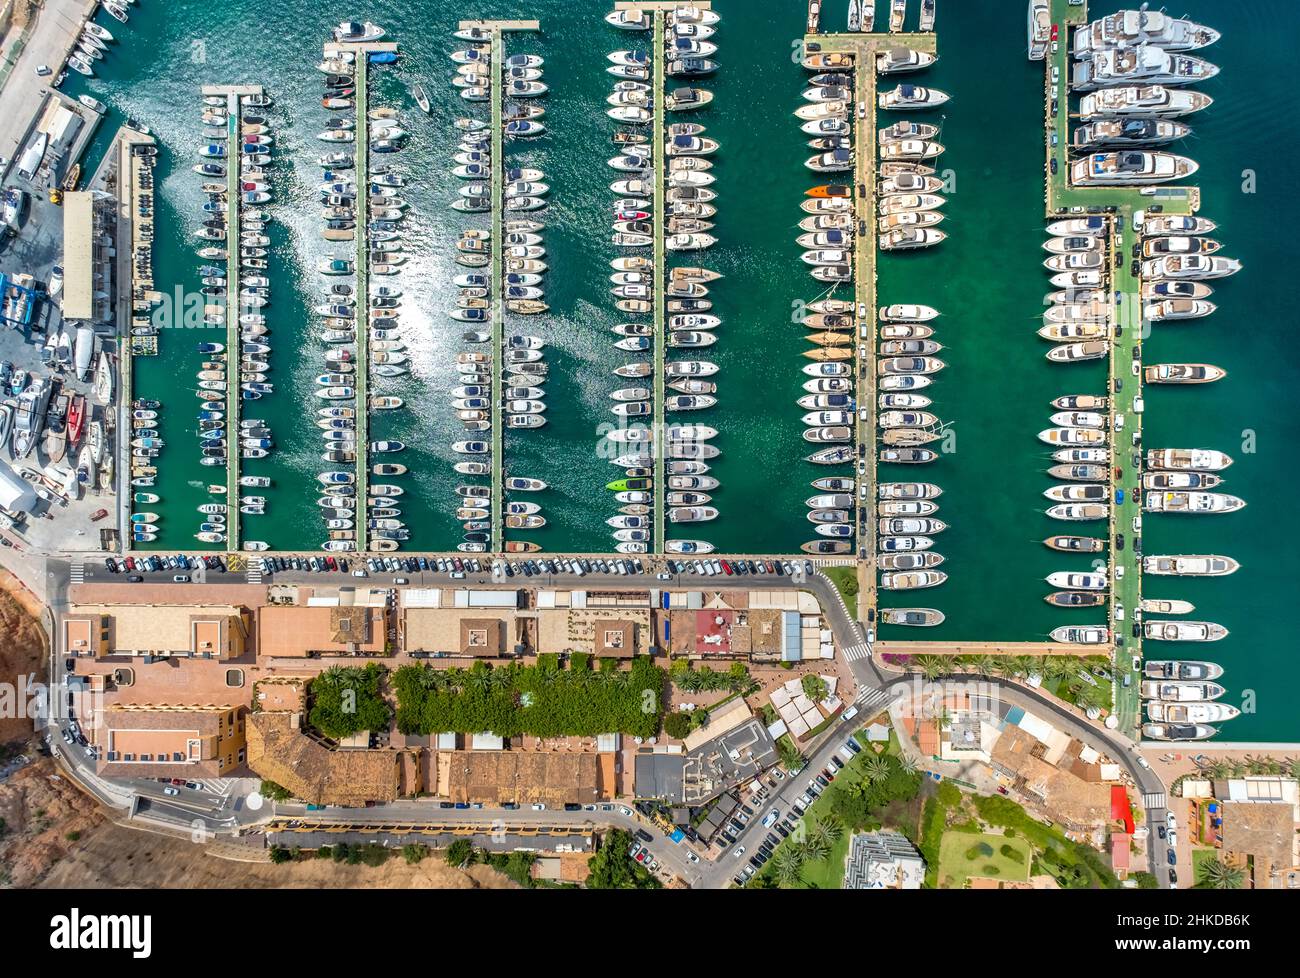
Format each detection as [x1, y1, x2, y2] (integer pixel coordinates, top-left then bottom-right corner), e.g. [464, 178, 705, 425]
[353, 57, 370, 554]
[801, 28, 939, 626]
[651, 9, 667, 555]
[489, 29, 505, 554]
[223, 90, 243, 551]
[1042, 0, 1213, 735]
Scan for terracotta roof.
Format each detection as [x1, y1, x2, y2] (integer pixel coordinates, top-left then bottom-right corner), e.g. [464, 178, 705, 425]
[444, 750, 604, 806]
[245, 712, 401, 807]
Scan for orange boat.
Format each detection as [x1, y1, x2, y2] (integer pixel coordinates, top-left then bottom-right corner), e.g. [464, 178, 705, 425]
[801, 346, 853, 361]
[804, 184, 851, 199]
[505, 541, 541, 553]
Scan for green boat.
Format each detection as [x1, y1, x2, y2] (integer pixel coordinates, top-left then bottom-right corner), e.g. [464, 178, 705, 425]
[607, 478, 652, 492]
[133, 492, 160, 504]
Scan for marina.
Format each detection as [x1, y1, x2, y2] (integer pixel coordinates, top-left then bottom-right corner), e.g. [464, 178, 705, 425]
[0, 0, 1287, 741]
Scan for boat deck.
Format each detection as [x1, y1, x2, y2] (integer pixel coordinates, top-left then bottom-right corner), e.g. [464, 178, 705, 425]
[652, 9, 667, 555]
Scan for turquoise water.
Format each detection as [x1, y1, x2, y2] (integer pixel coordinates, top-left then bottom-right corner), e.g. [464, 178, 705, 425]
[60, 0, 1300, 739]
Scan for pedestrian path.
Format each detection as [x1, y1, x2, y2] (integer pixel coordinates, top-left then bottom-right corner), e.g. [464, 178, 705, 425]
[1142, 790, 1167, 811]
[843, 641, 872, 663]
[245, 563, 263, 585]
[854, 686, 892, 716]
[69, 559, 85, 585]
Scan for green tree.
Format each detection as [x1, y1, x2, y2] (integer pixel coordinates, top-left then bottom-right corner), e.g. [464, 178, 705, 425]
[801, 674, 829, 702]
[259, 780, 293, 802]
[663, 711, 693, 739]
[586, 829, 661, 890]
[268, 845, 292, 864]
[771, 845, 806, 888]
[915, 656, 947, 681]
[402, 844, 429, 865]
[446, 839, 474, 867]
[1197, 857, 1245, 890]
[778, 738, 806, 772]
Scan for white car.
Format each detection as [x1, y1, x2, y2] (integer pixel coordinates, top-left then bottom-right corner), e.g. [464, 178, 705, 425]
[1165, 811, 1176, 830]
[732, 846, 745, 858]
[531, 803, 546, 811]
[685, 850, 700, 864]
[35, 64, 52, 77]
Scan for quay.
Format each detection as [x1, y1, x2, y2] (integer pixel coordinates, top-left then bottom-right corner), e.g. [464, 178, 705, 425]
[801, 26, 939, 628]
[875, 640, 1104, 658]
[87, 122, 155, 552]
[201, 84, 267, 553]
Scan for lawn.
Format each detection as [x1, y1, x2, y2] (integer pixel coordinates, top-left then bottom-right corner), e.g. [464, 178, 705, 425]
[822, 566, 859, 608]
[937, 832, 1032, 887]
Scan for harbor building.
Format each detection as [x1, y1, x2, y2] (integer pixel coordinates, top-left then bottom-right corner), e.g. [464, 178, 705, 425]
[61, 190, 115, 323]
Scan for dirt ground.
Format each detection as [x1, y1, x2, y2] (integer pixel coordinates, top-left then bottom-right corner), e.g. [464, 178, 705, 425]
[0, 576, 46, 746]
[38, 823, 520, 889]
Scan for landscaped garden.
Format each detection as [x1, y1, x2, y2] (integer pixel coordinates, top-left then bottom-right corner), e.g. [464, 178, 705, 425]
[938, 832, 1032, 886]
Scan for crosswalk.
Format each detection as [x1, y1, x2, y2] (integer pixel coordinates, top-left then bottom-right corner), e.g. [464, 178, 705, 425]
[855, 687, 893, 715]
[813, 558, 857, 568]
[245, 563, 263, 585]
[1142, 790, 1167, 811]
[844, 641, 872, 662]
[69, 559, 85, 585]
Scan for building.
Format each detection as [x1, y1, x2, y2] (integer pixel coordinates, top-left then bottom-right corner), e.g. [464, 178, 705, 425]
[96, 704, 246, 780]
[1221, 803, 1297, 889]
[441, 750, 607, 807]
[62, 191, 114, 323]
[61, 603, 250, 659]
[245, 711, 402, 807]
[844, 831, 925, 889]
[256, 604, 387, 657]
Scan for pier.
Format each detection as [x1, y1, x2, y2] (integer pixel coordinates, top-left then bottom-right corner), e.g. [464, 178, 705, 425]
[201, 84, 267, 553]
[876, 640, 1104, 658]
[471, 20, 543, 555]
[354, 56, 370, 554]
[802, 27, 939, 625]
[490, 29, 505, 554]
[325, 39, 396, 554]
[652, 8, 666, 555]
[1041, 0, 1210, 735]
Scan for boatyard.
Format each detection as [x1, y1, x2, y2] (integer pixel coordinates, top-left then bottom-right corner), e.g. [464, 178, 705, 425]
[0, 0, 1291, 746]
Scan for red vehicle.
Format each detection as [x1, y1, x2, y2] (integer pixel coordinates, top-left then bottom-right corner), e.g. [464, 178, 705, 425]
[90, 508, 109, 522]
[721, 560, 733, 575]
[1050, 23, 1059, 41]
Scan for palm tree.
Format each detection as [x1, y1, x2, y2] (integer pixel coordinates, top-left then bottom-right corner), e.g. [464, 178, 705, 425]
[800, 836, 831, 863]
[778, 740, 806, 772]
[862, 756, 891, 785]
[971, 654, 998, 676]
[771, 846, 805, 888]
[916, 655, 946, 681]
[897, 753, 919, 776]
[812, 815, 843, 848]
[1199, 858, 1245, 890]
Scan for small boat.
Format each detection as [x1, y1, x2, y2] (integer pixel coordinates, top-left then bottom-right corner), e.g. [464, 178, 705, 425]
[1143, 723, 1217, 742]
[881, 608, 945, 627]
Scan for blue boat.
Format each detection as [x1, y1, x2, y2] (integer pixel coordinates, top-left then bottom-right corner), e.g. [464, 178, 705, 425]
[368, 51, 397, 64]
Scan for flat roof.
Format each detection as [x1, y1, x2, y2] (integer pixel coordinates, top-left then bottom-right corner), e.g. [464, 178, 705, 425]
[62, 191, 95, 320]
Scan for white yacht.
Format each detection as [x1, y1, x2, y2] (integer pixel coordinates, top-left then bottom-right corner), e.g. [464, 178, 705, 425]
[1142, 554, 1239, 576]
[1070, 151, 1198, 186]
[1073, 10, 1221, 57]
[1072, 47, 1219, 91]
[1147, 701, 1238, 724]
[1144, 491, 1245, 514]
[1078, 85, 1212, 120]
